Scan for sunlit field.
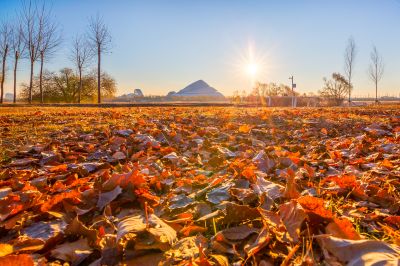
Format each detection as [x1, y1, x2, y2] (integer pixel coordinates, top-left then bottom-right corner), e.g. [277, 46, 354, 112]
[0, 106, 399, 265]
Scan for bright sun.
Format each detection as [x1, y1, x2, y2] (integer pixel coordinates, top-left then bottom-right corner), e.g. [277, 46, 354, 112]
[232, 42, 269, 85]
[245, 63, 258, 77]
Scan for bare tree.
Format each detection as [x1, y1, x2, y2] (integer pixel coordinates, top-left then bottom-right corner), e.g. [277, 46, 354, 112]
[0, 21, 12, 104]
[88, 15, 111, 104]
[21, 0, 41, 104]
[37, 4, 61, 103]
[344, 37, 356, 103]
[70, 35, 92, 103]
[368, 46, 384, 103]
[10, 21, 26, 103]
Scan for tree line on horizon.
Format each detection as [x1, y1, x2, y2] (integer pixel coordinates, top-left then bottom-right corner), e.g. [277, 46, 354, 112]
[0, 0, 115, 104]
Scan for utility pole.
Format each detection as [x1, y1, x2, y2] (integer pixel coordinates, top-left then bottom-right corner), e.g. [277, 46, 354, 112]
[289, 75, 296, 107]
[289, 75, 294, 92]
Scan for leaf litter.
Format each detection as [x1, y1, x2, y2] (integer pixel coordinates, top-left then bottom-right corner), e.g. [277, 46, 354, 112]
[0, 106, 399, 265]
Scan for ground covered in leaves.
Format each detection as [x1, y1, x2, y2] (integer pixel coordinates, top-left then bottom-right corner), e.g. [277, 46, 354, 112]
[0, 106, 399, 266]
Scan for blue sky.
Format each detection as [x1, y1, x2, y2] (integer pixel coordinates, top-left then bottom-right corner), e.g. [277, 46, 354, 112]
[1, 0, 400, 96]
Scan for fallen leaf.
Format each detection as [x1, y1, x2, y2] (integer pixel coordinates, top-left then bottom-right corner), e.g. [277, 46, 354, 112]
[51, 238, 92, 265]
[180, 225, 207, 237]
[206, 186, 231, 204]
[326, 218, 361, 240]
[22, 219, 67, 243]
[0, 244, 13, 257]
[279, 200, 307, 242]
[297, 196, 333, 223]
[124, 252, 164, 266]
[244, 226, 270, 257]
[283, 171, 300, 199]
[0, 254, 34, 266]
[220, 225, 259, 241]
[318, 236, 400, 265]
[48, 164, 68, 173]
[161, 235, 208, 265]
[239, 124, 252, 133]
[65, 216, 99, 245]
[117, 212, 177, 250]
[112, 151, 126, 160]
[210, 254, 230, 266]
[169, 194, 194, 210]
[252, 176, 283, 200]
[103, 170, 146, 190]
[8, 158, 38, 167]
[97, 186, 122, 210]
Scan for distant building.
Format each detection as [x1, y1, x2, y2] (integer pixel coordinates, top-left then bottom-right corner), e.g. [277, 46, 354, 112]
[4, 93, 13, 101]
[133, 89, 144, 97]
[113, 89, 145, 102]
[167, 91, 177, 97]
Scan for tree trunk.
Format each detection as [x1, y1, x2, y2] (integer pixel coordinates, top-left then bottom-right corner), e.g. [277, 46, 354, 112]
[375, 68, 378, 103]
[97, 47, 101, 104]
[39, 51, 44, 104]
[13, 51, 19, 104]
[78, 68, 82, 104]
[29, 61, 34, 104]
[348, 77, 351, 103]
[0, 44, 8, 104]
[28, 45, 34, 104]
[65, 72, 70, 103]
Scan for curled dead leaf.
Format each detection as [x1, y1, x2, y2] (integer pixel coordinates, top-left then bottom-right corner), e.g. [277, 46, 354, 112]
[318, 236, 400, 266]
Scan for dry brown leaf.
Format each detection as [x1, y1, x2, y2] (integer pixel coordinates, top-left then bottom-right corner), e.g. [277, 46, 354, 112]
[220, 225, 259, 241]
[279, 200, 307, 243]
[244, 226, 270, 257]
[97, 185, 122, 210]
[222, 202, 261, 224]
[51, 238, 92, 265]
[318, 236, 400, 266]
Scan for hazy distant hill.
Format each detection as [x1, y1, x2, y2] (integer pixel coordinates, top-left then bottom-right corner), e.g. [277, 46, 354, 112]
[169, 80, 225, 98]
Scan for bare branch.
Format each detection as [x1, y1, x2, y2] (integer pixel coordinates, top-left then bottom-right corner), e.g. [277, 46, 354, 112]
[87, 14, 112, 103]
[88, 14, 111, 53]
[368, 46, 384, 102]
[70, 34, 93, 103]
[70, 35, 92, 72]
[10, 20, 26, 57]
[20, 0, 41, 103]
[344, 36, 356, 102]
[29, 0, 62, 103]
[0, 21, 12, 56]
[20, 0, 41, 62]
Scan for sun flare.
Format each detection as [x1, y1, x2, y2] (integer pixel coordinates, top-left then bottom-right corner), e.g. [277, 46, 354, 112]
[245, 63, 259, 77]
[231, 42, 273, 89]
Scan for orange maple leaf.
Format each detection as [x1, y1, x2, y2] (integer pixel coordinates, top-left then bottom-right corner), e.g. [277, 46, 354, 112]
[326, 218, 361, 240]
[297, 196, 333, 223]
